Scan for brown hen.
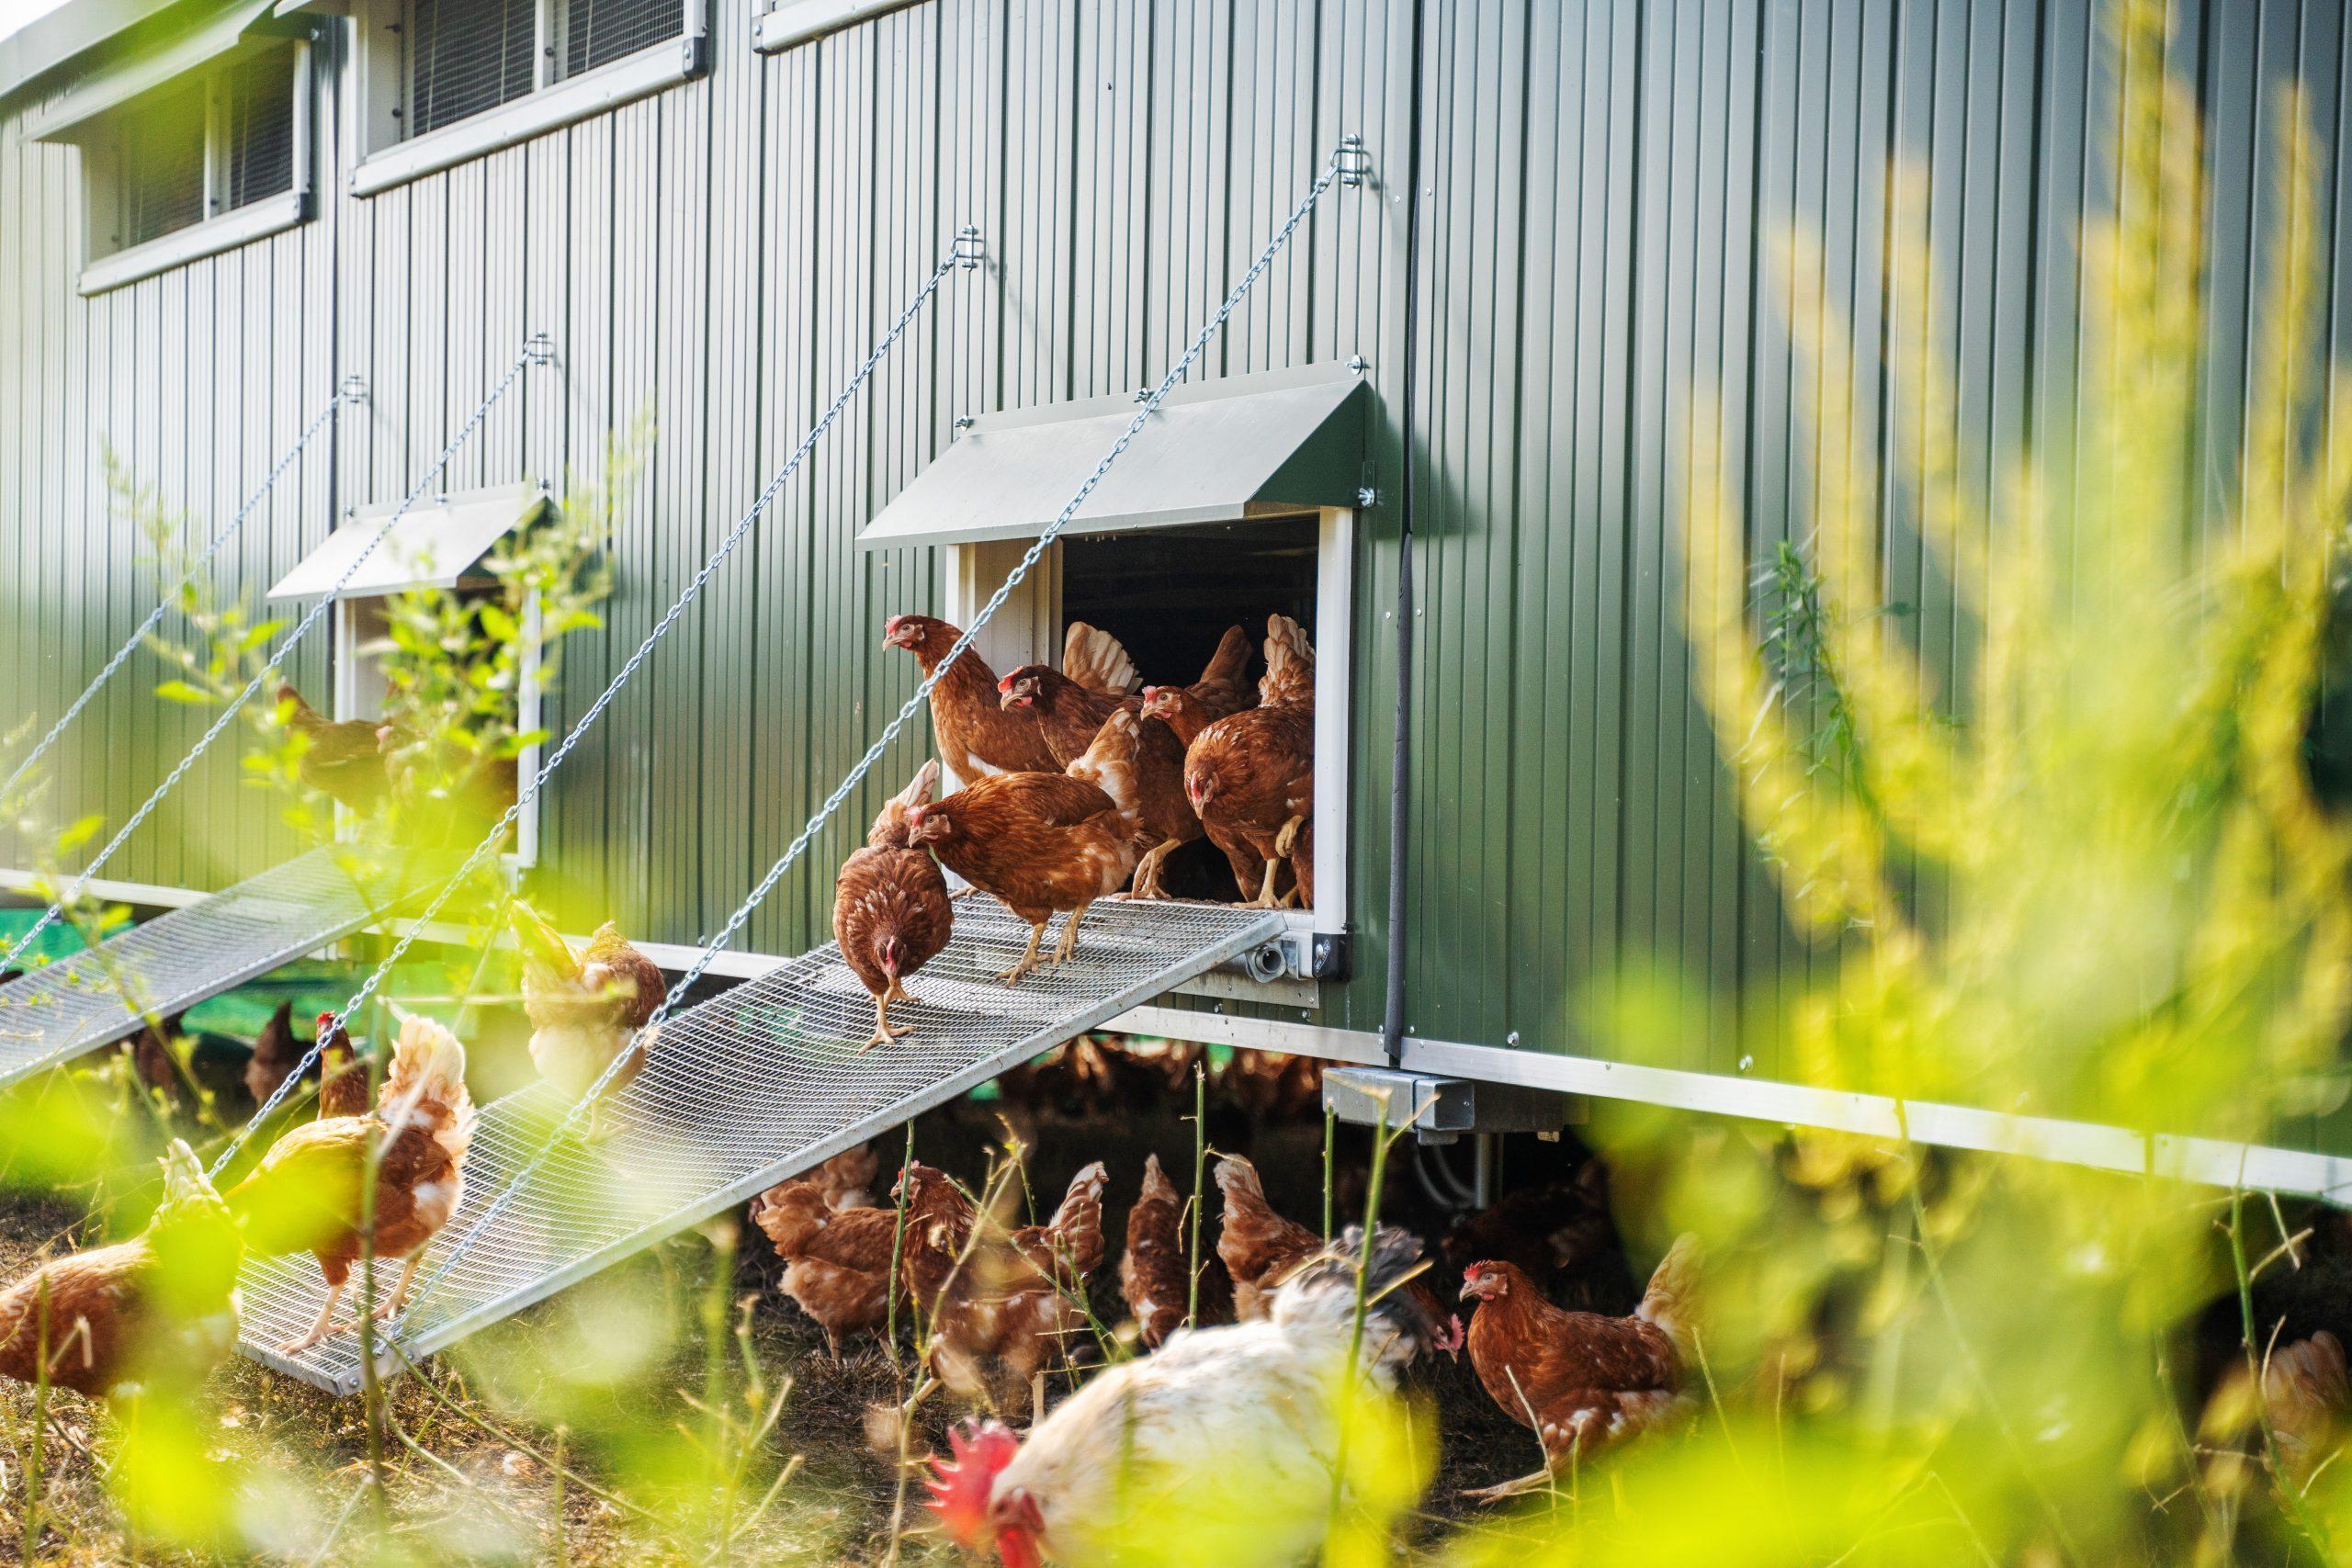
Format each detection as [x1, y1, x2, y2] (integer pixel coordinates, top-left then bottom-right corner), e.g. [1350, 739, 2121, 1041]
[835, 761, 956, 1049]
[905, 773, 1144, 984]
[899, 1160, 1109, 1419]
[1216, 1153, 1458, 1356]
[243, 999, 302, 1106]
[228, 1014, 476, 1353]
[1458, 1237, 1699, 1499]
[884, 615, 1062, 782]
[1062, 708, 1197, 897]
[1163, 643, 1314, 908]
[751, 1160, 904, 1357]
[1119, 1152, 1232, 1348]
[0, 1141, 242, 1398]
[277, 682, 391, 815]
[1212, 1154, 1323, 1322]
[1137, 683, 1277, 897]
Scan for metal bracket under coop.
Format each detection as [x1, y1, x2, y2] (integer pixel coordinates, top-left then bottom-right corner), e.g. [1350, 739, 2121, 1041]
[1321, 1066, 1575, 1144]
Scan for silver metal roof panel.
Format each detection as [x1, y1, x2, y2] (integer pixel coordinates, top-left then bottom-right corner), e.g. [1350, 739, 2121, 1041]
[266, 482, 549, 601]
[858, 361, 1370, 549]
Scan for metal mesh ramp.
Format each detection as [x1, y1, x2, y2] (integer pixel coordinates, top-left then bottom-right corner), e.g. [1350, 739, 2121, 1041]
[0, 846, 413, 1089]
[238, 894, 1287, 1394]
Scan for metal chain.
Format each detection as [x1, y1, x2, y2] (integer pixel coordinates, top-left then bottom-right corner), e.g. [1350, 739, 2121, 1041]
[211, 244, 975, 1179]
[0, 390, 354, 809]
[3, 340, 547, 978]
[390, 145, 1353, 1338]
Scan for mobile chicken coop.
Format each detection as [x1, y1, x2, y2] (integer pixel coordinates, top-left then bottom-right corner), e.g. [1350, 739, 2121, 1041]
[5, 0, 2352, 1391]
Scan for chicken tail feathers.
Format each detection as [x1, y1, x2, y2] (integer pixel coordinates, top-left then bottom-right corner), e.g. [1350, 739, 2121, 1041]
[1271, 1224, 1442, 1378]
[275, 682, 321, 729]
[1045, 1160, 1110, 1274]
[1634, 1234, 1701, 1358]
[1260, 614, 1317, 705]
[1196, 624, 1251, 691]
[1062, 620, 1141, 695]
[156, 1138, 217, 1209]
[508, 900, 579, 979]
[386, 1014, 472, 1122]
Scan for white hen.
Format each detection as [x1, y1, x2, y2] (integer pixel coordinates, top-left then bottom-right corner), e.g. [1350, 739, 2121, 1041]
[928, 1226, 1440, 1568]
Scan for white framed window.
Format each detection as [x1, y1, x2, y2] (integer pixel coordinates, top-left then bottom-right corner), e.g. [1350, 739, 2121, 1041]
[346, 0, 707, 197]
[70, 40, 312, 295]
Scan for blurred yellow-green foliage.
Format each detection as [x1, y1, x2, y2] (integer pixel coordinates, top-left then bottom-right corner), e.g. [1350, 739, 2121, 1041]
[1524, 0, 2352, 1562]
[17, 0, 2352, 1562]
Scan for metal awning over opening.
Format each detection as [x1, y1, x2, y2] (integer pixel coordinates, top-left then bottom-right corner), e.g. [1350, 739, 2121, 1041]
[18, 0, 281, 141]
[267, 482, 549, 601]
[0, 847, 415, 1089]
[241, 895, 1287, 1394]
[858, 361, 1370, 549]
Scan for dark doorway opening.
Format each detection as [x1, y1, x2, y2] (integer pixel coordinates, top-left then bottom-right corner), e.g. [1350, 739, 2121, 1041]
[1058, 517, 1319, 903]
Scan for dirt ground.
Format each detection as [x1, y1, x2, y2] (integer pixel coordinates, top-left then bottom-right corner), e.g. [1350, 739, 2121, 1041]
[0, 1075, 1581, 1564]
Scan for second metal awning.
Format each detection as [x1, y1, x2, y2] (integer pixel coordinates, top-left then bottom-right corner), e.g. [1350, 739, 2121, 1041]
[858, 361, 1371, 548]
[267, 482, 549, 601]
[18, 0, 282, 141]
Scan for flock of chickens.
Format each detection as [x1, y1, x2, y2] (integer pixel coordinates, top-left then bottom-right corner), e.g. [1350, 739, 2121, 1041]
[750, 1124, 1699, 1564]
[842, 612, 1319, 1047]
[0, 606, 1702, 1560]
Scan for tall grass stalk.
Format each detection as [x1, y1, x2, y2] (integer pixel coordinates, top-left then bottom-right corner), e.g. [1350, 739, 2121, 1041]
[1322, 1104, 1336, 1241]
[353, 1004, 390, 1543]
[883, 1122, 915, 1372]
[1187, 1064, 1206, 1328]
[28, 1279, 50, 1555]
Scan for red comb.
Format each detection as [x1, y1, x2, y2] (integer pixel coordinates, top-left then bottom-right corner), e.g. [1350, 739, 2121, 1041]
[318, 1011, 339, 1032]
[996, 672, 1015, 692]
[925, 1419, 1019, 1548]
[1463, 1264, 1479, 1281]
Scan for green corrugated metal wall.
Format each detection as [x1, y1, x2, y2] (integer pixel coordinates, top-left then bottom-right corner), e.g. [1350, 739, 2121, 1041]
[4, 1, 2351, 1131]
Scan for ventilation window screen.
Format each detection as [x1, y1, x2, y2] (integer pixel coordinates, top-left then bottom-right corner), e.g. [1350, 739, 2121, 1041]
[563, 0, 684, 78]
[119, 82, 206, 247]
[411, 0, 536, 137]
[223, 50, 298, 211]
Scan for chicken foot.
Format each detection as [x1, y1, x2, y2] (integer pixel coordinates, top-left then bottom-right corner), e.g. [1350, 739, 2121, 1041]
[1244, 857, 1285, 909]
[1049, 905, 1091, 964]
[1461, 1459, 1572, 1505]
[1131, 838, 1185, 899]
[860, 991, 912, 1053]
[369, 1254, 424, 1320]
[277, 1280, 348, 1356]
[1000, 921, 1050, 985]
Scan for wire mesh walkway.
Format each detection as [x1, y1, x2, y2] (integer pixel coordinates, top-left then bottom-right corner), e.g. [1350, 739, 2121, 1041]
[0, 847, 413, 1089]
[239, 894, 1285, 1394]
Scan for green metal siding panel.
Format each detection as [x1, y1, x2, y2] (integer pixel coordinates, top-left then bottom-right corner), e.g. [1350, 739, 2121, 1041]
[4, 0, 2352, 1160]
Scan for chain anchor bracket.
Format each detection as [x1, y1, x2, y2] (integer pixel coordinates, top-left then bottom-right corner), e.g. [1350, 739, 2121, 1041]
[1335, 134, 1372, 187]
[954, 226, 986, 270]
[523, 331, 558, 367]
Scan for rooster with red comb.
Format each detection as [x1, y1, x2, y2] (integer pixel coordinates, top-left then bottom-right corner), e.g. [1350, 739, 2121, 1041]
[926, 1226, 1442, 1567]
